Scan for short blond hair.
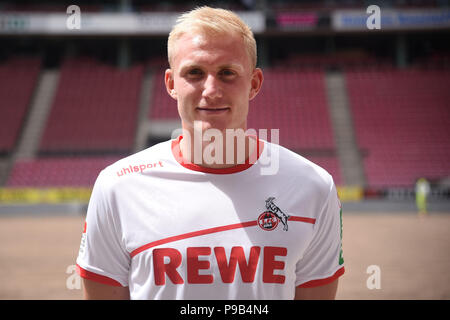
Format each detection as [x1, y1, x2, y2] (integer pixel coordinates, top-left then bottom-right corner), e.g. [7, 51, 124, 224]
[167, 6, 257, 69]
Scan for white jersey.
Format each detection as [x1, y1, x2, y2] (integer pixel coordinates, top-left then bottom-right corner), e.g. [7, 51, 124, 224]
[76, 136, 345, 299]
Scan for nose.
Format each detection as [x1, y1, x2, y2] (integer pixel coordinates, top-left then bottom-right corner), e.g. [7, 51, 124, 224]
[202, 74, 222, 100]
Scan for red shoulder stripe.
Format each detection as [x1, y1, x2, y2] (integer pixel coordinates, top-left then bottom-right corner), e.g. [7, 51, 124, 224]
[297, 266, 345, 288]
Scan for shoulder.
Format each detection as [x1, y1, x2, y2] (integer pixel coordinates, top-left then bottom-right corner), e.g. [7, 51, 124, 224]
[262, 141, 335, 198]
[94, 140, 173, 190]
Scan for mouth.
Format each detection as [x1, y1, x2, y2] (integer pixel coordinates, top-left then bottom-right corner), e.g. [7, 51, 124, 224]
[196, 107, 230, 114]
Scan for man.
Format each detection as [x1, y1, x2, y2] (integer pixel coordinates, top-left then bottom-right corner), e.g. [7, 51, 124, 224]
[76, 6, 344, 300]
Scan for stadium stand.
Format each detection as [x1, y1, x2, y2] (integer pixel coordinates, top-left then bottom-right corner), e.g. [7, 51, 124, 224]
[248, 69, 335, 150]
[39, 57, 143, 154]
[1, 0, 448, 193]
[346, 69, 450, 188]
[248, 68, 342, 184]
[6, 156, 120, 187]
[149, 72, 178, 120]
[5, 59, 448, 189]
[0, 57, 41, 154]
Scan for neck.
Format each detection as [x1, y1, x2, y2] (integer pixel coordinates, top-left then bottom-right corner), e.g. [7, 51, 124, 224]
[179, 128, 258, 169]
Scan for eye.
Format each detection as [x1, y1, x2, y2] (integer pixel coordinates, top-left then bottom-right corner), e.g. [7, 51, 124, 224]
[186, 68, 204, 78]
[219, 69, 236, 79]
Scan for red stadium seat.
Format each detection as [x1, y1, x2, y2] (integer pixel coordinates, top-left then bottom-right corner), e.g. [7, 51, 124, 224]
[0, 57, 40, 153]
[346, 69, 450, 187]
[248, 69, 335, 150]
[39, 58, 143, 153]
[149, 72, 179, 119]
[249, 69, 341, 184]
[6, 156, 120, 187]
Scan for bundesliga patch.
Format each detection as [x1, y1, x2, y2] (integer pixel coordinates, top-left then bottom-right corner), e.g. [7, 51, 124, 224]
[258, 197, 290, 231]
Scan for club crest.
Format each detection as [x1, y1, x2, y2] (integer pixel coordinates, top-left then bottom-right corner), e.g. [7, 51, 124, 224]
[257, 211, 279, 231]
[258, 197, 290, 231]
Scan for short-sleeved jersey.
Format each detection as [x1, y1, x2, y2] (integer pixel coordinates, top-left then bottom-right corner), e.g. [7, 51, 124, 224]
[76, 136, 344, 299]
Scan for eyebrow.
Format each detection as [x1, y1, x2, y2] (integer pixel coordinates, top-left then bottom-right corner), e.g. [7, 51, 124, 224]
[178, 62, 245, 74]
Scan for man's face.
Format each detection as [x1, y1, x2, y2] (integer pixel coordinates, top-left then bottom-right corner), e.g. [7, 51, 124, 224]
[165, 32, 263, 133]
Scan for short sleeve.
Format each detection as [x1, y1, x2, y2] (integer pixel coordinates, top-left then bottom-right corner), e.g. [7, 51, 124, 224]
[295, 181, 345, 288]
[76, 170, 130, 287]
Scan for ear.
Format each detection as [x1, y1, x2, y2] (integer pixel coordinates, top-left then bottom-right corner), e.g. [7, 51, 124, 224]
[249, 68, 263, 101]
[165, 68, 177, 100]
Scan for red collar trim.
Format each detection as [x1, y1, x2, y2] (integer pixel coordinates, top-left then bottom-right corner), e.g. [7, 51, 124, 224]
[171, 135, 264, 174]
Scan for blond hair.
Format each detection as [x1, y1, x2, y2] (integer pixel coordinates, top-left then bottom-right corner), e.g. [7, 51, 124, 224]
[167, 6, 257, 69]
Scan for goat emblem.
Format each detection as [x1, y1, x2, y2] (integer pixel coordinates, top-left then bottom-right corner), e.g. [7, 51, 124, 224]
[258, 197, 290, 231]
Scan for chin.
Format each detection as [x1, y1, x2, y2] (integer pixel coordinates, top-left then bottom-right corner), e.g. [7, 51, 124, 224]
[192, 119, 226, 132]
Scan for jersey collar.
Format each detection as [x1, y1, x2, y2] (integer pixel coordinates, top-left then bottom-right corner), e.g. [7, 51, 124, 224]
[171, 135, 264, 174]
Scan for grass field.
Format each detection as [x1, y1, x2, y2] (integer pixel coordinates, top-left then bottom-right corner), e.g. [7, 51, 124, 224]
[0, 211, 449, 299]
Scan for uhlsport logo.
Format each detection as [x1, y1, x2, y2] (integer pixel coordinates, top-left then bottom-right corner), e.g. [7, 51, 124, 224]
[258, 197, 290, 231]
